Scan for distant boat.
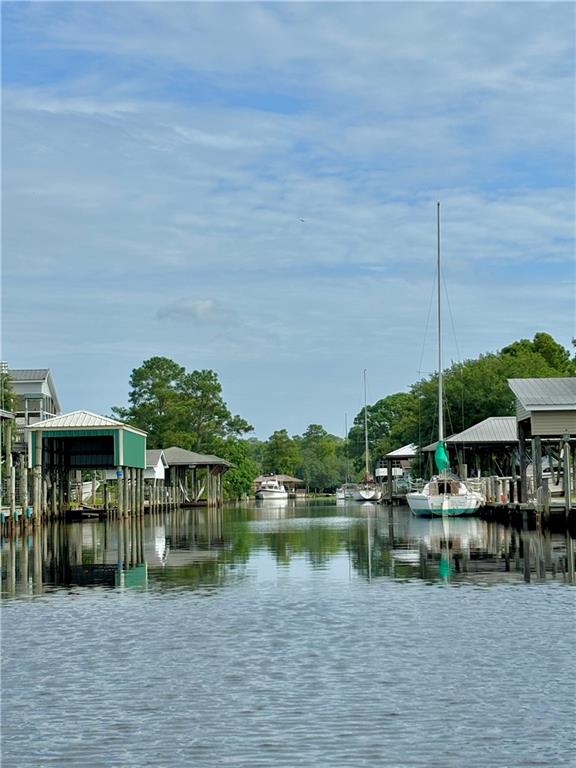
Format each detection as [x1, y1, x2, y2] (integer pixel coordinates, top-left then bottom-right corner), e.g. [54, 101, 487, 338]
[336, 414, 357, 501]
[353, 370, 382, 502]
[255, 475, 288, 500]
[406, 204, 483, 518]
[336, 482, 358, 501]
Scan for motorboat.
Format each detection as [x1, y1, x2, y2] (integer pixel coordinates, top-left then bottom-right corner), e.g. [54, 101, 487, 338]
[255, 476, 288, 500]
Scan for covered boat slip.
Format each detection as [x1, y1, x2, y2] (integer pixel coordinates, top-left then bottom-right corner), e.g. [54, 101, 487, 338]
[27, 411, 147, 519]
[23, 413, 231, 521]
[161, 446, 231, 509]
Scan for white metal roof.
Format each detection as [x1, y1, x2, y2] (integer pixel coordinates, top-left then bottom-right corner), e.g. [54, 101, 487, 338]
[26, 410, 146, 435]
[508, 377, 576, 411]
[384, 443, 417, 459]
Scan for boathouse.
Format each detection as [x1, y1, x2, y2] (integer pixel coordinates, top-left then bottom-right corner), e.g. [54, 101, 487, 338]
[26, 410, 147, 518]
[508, 377, 576, 504]
[377, 444, 417, 503]
[422, 416, 519, 477]
[162, 446, 231, 507]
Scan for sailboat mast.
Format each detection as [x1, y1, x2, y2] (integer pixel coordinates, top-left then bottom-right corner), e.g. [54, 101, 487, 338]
[437, 202, 444, 444]
[345, 412, 349, 483]
[363, 369, 369, 478]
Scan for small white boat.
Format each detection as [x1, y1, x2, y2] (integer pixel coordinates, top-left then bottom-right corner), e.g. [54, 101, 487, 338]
[336, 483, 358, 500]
[255, 476, 288, 500]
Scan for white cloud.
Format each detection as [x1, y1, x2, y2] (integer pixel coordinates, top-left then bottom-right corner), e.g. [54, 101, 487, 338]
[157, 298, 230, 324]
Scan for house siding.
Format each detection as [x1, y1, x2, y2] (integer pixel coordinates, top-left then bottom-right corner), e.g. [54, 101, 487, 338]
[531, 411, 576, 437]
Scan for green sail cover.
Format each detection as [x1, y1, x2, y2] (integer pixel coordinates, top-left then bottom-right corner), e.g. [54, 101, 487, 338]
[434, 440, 450, 473]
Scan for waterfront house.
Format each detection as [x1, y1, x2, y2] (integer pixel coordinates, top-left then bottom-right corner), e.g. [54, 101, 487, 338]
[8, 368, 61, 428]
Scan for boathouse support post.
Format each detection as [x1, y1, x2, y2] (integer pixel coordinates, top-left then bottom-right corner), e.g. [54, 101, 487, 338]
[563, 437, 572, 520]
[33, 430, 43, 520]
[9, 451, 16, 519]
[518, 421, 529, 504]
[19, 454, 28, 513]
[532, 436, 542, 497]
[117, 467, 124, 518]
[387, 459, 393, 503]
[136, 468, 141, 514]
[130, 473, 135, 516]
[129, 469, 133, 514]
[50, 471, 57, 518]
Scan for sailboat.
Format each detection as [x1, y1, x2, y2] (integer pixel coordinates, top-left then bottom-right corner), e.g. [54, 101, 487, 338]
[336, 413, 358, 501]
[353, 370, 382, 502]
[406, 203, 483, 517]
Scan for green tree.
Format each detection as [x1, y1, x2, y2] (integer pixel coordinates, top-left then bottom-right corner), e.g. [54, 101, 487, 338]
[296, 424, 343, 492]
[262, 429, 301, 475]
[348, 393, 417, 474]
[113, 356, 252, 451]
[215, 438, 260, 500]
[244, 437, 265, 472]
[395, 333, 573, 452]
[0, 371, 15, 412]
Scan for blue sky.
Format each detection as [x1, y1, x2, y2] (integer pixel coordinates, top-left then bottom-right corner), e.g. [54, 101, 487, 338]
[2, 2, 575, 439]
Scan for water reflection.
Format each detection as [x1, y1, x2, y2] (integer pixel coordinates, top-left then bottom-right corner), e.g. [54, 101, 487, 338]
[1, 503, 575, 596]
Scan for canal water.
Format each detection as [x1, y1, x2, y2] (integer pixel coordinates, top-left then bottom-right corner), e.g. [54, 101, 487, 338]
[2, 500, 575, 767]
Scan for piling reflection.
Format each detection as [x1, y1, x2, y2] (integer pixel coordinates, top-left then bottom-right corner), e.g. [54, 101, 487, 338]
[1, 503, 575, 596]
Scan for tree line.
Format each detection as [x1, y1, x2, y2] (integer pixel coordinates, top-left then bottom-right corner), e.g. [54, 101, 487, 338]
[112, 333, 575, 499]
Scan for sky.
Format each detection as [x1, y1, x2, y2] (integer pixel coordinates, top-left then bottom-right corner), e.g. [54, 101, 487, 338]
[2, 1, 575, 440]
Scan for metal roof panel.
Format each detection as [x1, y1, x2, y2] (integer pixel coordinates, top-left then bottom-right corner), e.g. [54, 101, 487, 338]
[8, 369, 50, 381]
[508, 377, 576, 409]
[384, 443, 417, 459]
[27, 410, 146, 434]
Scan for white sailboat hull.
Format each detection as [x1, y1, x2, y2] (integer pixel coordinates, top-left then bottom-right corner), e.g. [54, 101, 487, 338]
[353, 486, 382, 502]
[406, 490, 483, 517]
